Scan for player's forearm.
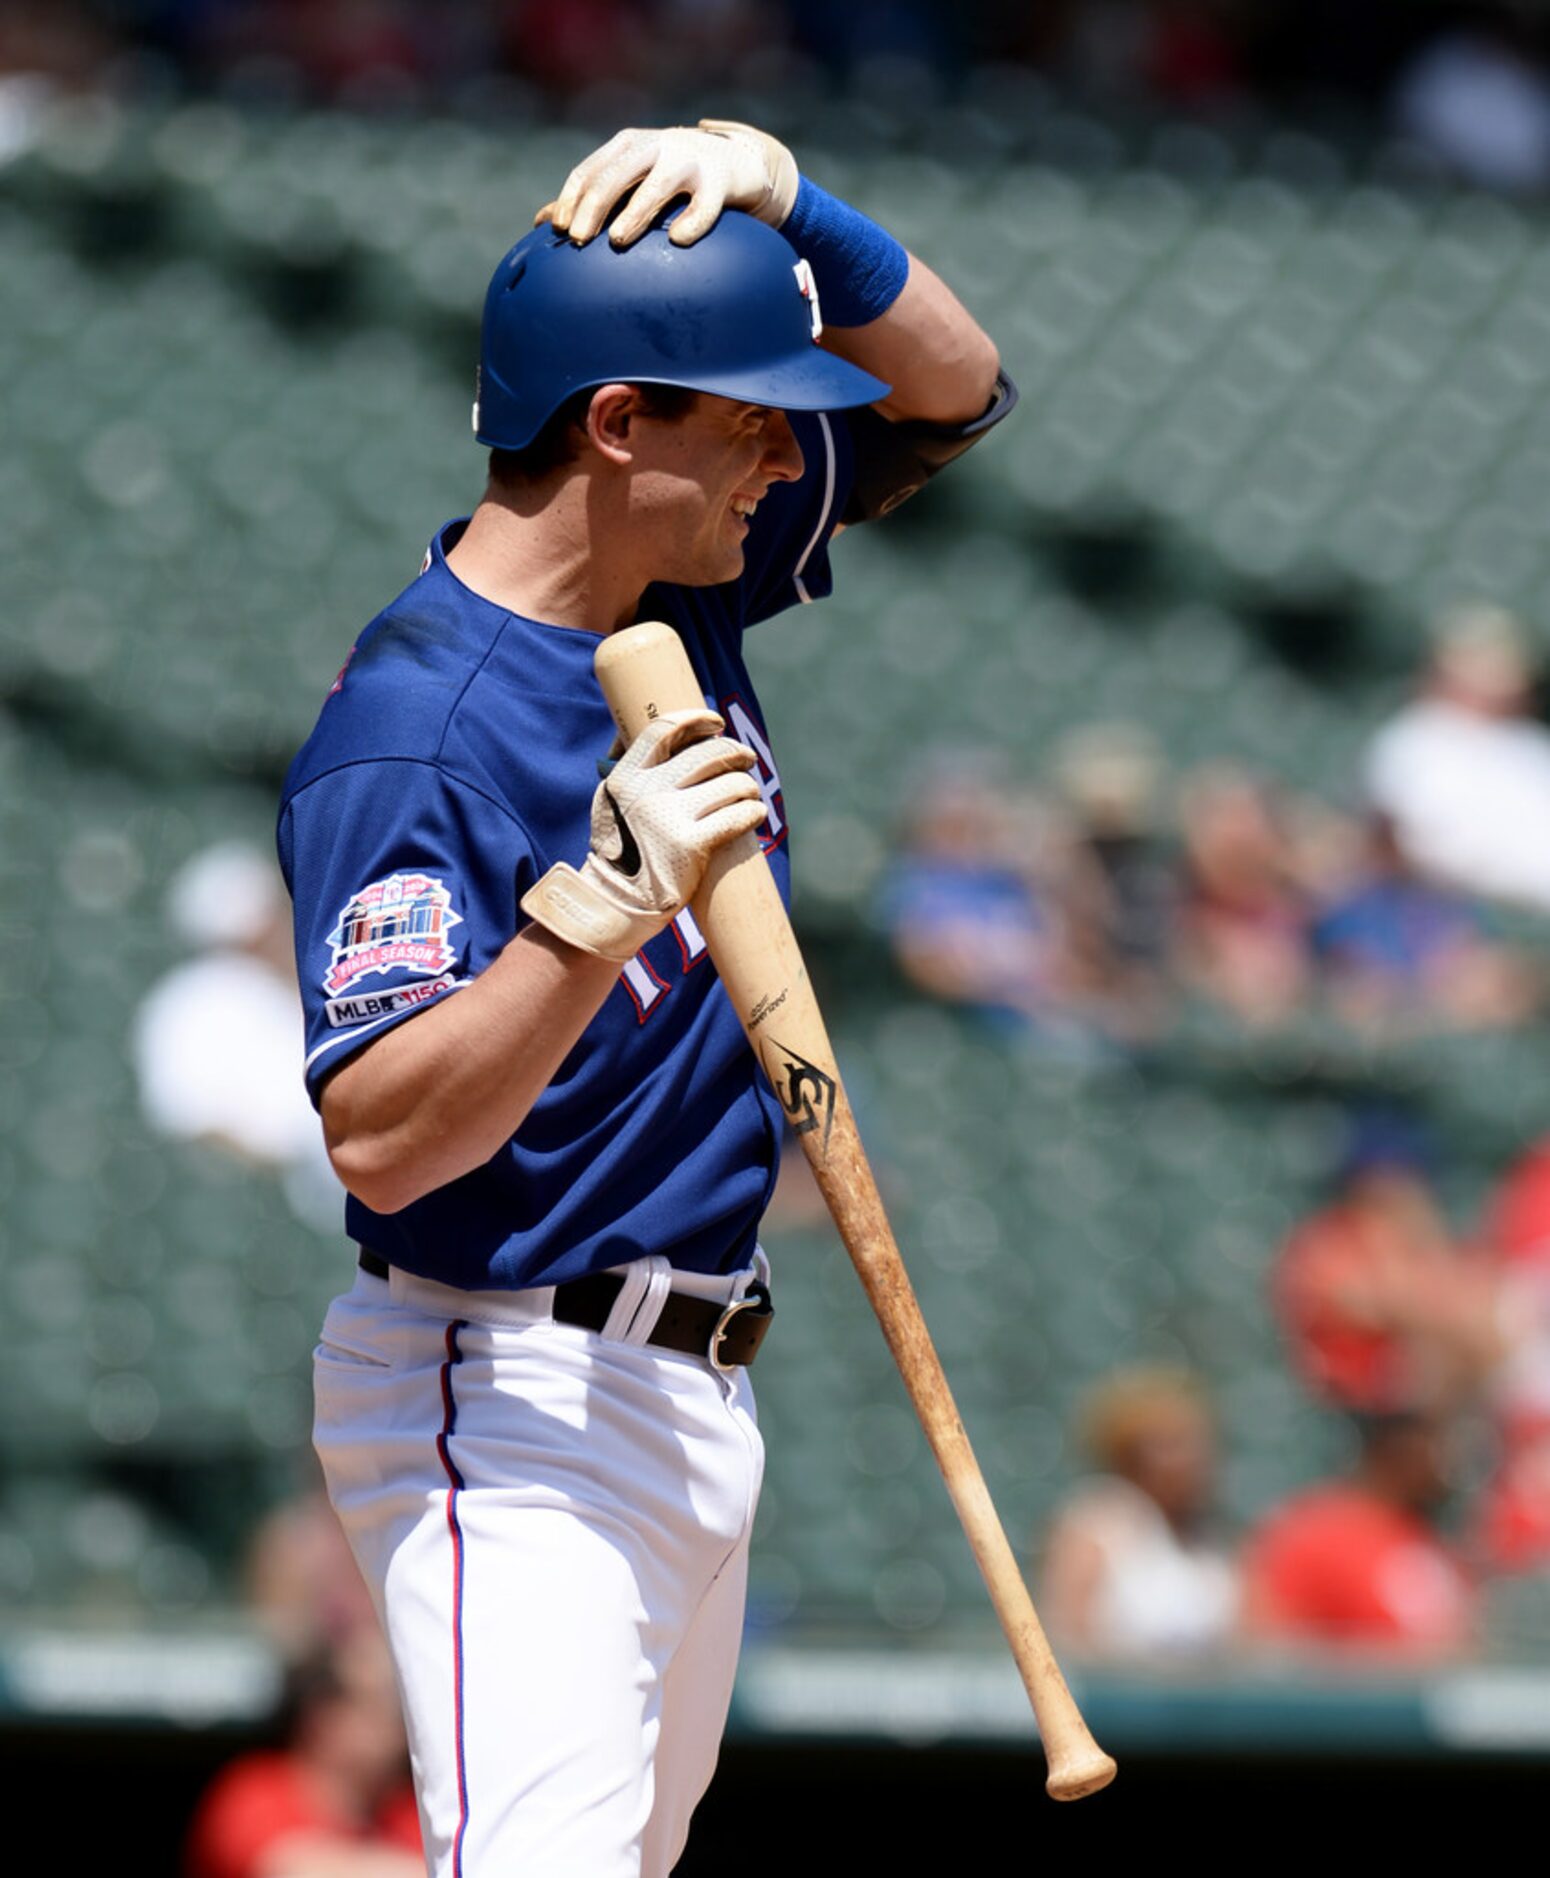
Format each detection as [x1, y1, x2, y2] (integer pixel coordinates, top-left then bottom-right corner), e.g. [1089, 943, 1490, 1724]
[320, 925, 618, 1215]
[820, 254, 1001, 428]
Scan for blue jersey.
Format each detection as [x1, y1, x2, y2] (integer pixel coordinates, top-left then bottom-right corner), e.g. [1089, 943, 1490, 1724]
[279, 410, 853, 1291]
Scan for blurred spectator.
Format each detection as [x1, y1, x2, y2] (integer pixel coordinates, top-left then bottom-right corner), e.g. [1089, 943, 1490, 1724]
[1365, 602, 1550, 914]
[1143, 0, 1246, 105]
[876, 756, 1065, 1037]
[1242, 1411, 1477, 1660]
[0, 1, 114, 86]
[1472, 1137, 1550, 1573]
[1393, 16, 1550, 192]
[1053, 0, 1245, 105]
[1273, 1112, 1503, 1415]
[1483, 1135, 1550, 1431]
[497, 0, 652, 95]
[14, 0, 1550, 129]
[244, 1475, 381, 1662]
[1475, 1425, 1550, 1576]
[0, 69, 48, 163]
[787, 0, 955, 79]
[1037, 1366, 1240, 1660]
[1310, 815, 1540, 1034]
[184, 1631, 421, 1878]
[1048, 722, 1177, 1046]
[1173, 766, 1315, 1028]
[650, 0, 792, 88]
[131, 840, 340, 1227]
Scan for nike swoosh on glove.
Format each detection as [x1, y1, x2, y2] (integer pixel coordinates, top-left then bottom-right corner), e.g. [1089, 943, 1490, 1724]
[521, 707, 767, 962]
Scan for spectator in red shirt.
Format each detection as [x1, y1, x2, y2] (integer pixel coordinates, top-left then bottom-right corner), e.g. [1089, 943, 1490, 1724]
[1470, 1135, 1550, 1572]
[1243, 1412, 1477, 1660]
[1272, 1113, 1502, 1414]
[184, 1632, 422, 1878]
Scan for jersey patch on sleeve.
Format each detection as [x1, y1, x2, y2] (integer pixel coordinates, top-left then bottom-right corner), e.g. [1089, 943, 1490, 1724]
[324, 872, 463, 997]
[325, 974, 457, 1028]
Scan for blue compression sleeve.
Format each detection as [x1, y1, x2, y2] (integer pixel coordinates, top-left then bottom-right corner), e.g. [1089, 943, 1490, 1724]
[781, 177, 910, 328]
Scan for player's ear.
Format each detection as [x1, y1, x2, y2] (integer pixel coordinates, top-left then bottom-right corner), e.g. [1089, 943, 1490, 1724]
[584, 384, 642, 465]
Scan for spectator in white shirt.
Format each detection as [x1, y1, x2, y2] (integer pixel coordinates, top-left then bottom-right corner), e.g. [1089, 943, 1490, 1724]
[132, 840, 340, 1224]
[1365, 602, 1550, 913]
[1036, 1366, 1240, 1661]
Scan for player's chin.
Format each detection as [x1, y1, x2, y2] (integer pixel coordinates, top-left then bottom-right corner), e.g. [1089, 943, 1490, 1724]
[676, 542, 747, 588]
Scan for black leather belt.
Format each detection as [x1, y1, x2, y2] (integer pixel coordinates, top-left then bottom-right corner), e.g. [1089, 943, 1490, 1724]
[357, 1248, 774, 1370]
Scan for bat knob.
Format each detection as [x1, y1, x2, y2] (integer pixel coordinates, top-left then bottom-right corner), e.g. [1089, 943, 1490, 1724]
[1045, 1748, 1118, 1803]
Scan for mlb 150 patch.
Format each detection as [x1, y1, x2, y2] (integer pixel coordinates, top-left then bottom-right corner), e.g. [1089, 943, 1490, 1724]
[324, 974, 458, 1029]
[324, 872, 462, 997]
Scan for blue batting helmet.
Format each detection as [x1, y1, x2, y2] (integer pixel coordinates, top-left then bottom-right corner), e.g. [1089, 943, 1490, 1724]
[473, 210, 890, 450]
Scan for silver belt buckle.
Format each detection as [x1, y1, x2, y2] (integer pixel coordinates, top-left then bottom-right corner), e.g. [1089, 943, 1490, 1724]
[709, 1282, 769, 1372]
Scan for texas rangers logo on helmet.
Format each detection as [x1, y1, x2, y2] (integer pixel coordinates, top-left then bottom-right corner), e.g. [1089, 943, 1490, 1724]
[324, 871, 462, 997]
[793, 257, 823, 341]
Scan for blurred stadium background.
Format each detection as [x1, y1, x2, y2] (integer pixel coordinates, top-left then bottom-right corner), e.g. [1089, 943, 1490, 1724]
[9, 0, 1550, 1862]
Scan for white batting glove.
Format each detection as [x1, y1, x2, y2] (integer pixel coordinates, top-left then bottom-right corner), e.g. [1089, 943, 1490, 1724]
[535, 120, 799, 249]
[521, 709, 766, 962]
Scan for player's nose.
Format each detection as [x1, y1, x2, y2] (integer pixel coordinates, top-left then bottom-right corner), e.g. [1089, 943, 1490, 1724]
[761, 409, 804, 484]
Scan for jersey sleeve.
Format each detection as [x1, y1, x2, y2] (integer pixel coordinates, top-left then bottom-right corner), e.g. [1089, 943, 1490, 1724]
[278, 758, 531, 1105]
[739, 406, 857, 626]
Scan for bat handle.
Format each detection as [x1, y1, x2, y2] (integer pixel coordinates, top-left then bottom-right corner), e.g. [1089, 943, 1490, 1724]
[955, 1496, 1115, 1800]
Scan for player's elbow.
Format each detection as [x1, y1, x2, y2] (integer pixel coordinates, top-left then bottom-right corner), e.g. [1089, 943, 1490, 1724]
[319, 1048, 444, 1214]
[875, 323, 1002, 429]
[326, 1130, 423, 1216]
[946, 329, 1003, 424]
[321, 1081, 433, 1215]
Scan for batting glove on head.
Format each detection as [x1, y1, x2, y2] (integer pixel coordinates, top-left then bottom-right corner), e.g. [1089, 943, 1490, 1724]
[521, 708, 766, 962]
[535, 121, 798, 249]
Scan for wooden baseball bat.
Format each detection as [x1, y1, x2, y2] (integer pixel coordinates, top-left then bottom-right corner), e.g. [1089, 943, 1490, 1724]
[596, 620, 1116, 1803]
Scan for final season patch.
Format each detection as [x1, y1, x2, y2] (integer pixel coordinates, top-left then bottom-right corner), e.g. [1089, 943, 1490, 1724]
[324, 872, 462, 997]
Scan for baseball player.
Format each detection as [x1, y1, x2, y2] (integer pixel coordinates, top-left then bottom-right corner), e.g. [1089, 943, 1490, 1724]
[279, 121, 1013, 1875]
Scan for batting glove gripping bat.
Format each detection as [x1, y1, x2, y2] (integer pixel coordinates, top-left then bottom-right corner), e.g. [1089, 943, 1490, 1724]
[521, 707, 766, 962]
[536, 120, 798, 248]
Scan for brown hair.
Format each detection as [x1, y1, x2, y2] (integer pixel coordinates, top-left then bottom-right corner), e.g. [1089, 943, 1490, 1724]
[1078, 1366, 1212, 1475]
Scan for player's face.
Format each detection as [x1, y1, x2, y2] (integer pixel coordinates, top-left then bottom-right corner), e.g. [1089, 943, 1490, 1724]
[630, 394, 805, 586]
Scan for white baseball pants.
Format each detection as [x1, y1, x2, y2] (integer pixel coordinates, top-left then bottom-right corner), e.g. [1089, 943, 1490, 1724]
[312, 1256, 766, 1877]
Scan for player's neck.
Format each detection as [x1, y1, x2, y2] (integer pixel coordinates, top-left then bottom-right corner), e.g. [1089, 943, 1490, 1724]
[446, 482, 646, 635]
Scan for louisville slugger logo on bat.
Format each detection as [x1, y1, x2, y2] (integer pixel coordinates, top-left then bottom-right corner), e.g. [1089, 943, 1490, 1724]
[762, 1037, 837, 1156]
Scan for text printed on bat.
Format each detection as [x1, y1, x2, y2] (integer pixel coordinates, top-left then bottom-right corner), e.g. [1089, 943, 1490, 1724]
[747, 986, 790, 1031]
[763, 1038, 838, 1155]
